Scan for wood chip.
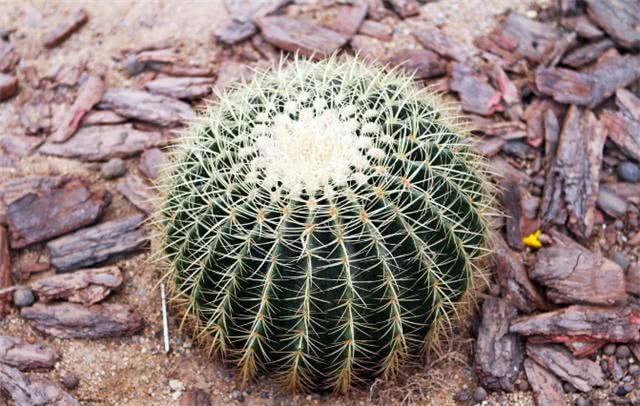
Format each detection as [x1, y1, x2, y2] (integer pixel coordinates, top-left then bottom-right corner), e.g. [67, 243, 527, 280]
[0, 335, 60, 371]
[449, 63, 501, 116]
[500, 13, 561, 63]
[617, 88, 640, 122]
[358, 20, 393, 41]
[0, 176, 67, 223]
[180, 389, 211, 406]
[0, 363, 79, 405]
[0, 227, 10, 318]
[81, 110, 126, 126]
[139, 148, 168, 180]
[47, 214, 146, 272]
[0, 134, 42, 157]
[7, 178, 110, 249]
[30, 266, 122, 305]
[39, 124, 167, 162]
[144, 76, 215, 100]
[0, 73, 18, 101]
[43, 8, 88, 49]
[524, 359, 566, 406]
[21, 302, 143, 339]
[491, 235, 547, 313]
[561, 15, 604, 40]
[539, 109, 566, 226]
[413, 30, 470, 62]
[526, 343, 605, 392]
[474, 296, 523, 392]
[601, 109, 640, 162]
[50, 75, 105, 143]
[385, 0, 419, 18]
[217, 0, 290, 45]
[530, 231, 627, 305]
[387, 49, 447, 79]
[510, 305, 640, 343]
[562, 38, 614, 68]
[99, 88, 194, 127]
[0, 39, 19, 73]
[627, 265, 640, 296]
[325, 4, 368, 38]
[500, 177, 524, 250]
[585, 0, 640, 49]
[350, 35, 386, 61]
[117, 175, 156, 215]
[256, 16, 348, 58]
[215, 19, 257, 45]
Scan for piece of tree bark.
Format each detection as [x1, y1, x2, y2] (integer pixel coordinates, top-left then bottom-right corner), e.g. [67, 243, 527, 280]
[21, 302, 143, 339]
[43, 8, 88, 49]
[6, 179, 110, 249]
[385, 0, 419, 18]
[0, 39, 19, 73]
[500, 177, 524, 250]
[139, 148, 167, 180]
[215, 19, 256, 45]
[99, 88, 195, 127]
[358, 20, 393, 41]
[46, 214, 146, 272]
[256, 16, 348, 59]
[526, 343, 605, 392]
[387, 49, 447, 79]
[50, 75, 105, 142]
[539, 109, 567, 227]
[216, 0, 291, 45]
[474, 297, 523, 392]
[524, 358, 566, 406]
[325, 4, 368, 38]
[81, 110, 126, 126]
[180, 389, 211, 406]
[510, 305, 640, 343]
[0, 364, 79, 405]
[500, 13, 561, 63]
[585, 0, 640, 49]
[530, 231, 627, 305]
[0, 335, 60, 371]
[601, 109, 640, 162]
[0, 73, 18, 101]
[562, 38, 614, 68]
[491, 235, 547, 313]
[412, 30, 470, 62]
[627, 265, 640, 296]
[561, 15, 603, 39]
[0, 176, 67, 224]
[30, 266, 123, 305]
[0, 227, 10, 318]
[116, 175, 156, 215]
[449, 63, 501, 116]
[0, 134, 43, 157]
[616, 88, 640, 122]
[144, 76, 215, 100]
[39, 124, 167, 162]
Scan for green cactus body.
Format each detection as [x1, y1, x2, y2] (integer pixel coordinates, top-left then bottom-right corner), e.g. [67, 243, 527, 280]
[157, 57, 492, 393]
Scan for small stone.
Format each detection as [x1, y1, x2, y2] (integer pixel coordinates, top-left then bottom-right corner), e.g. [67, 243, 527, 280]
[629, 364, 640, 376]
[516, 379, 529, 391]
[101, 158, 127, 179]
[601, 359, 610, 374]
[615, 384, 631, 396]
[13, 287, 34, 307]
[617, 162, 640, 183]
[61, 373, 80, 390]
[230, 389, 244, 402]
[472, 387, 488, 403]
[612, 252, 630, 271]
[620, 358, 630, 369]
[618, 346, 632, 359]
[563, 382, 577, 393]
[125, 54, 145, 76]
[605, 344, 618, 355]
[576, 397, 591, 406]
[169, 379, 185, 392]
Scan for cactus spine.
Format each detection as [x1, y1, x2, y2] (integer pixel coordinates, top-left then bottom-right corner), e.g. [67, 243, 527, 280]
[156, 56, 492, 393]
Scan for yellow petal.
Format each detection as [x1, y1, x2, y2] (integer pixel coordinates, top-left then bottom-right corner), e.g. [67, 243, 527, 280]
[522, 230, 542, 249]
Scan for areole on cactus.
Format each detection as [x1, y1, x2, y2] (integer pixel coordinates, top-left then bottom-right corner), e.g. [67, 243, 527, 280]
[154, 55, 493, 393]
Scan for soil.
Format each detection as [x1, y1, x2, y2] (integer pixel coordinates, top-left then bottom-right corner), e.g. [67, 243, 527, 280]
[0, 0, 551, 405]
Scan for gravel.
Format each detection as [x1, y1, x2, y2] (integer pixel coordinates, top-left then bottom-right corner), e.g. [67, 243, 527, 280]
[618, 346, 632, 359]
[62, 373, 80, 390]
[617, 162, 640, 183]
[472, 387, 488, 403]
[12, 286, 34, 307]
[101, 158, 127, 179]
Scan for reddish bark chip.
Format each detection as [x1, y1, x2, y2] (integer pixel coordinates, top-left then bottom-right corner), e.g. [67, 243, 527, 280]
[0, 73, 18, 101]
[43, 9, 89, 49]
[50, 75, 105, 143]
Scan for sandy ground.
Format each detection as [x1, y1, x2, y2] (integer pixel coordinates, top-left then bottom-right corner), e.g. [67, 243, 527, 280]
[0, 1, 550, 405]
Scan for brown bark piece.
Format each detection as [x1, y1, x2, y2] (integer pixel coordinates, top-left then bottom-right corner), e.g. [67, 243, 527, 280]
[0, 176, 67, 223]
[0, 134, 42, 157]
[215, 20, 257, 45]
[0, 39, 19, 73]
[387, 49, 447, 79]
[50, 75, 105, 142]
[0, 364, 79, 405]
[0, 227, 10, 318]
[561, 15, 603, 39]
[139, 148, 168, 180]
[510, 305, 640, 343]
[180, 389, 211, 406]
[99, 88, 194, 127]
[471, 137, 505, 158]
[500, 13, 561, 63]
[474, 297, 523, 392]
[521, 99, 549, 149]
[358, 20, 393, 41]
[627, 265, 640, 296]
[144, 76, 215, 100]
[39, 124, 167, 162]
[325, 4, 368, 38]
[530, 231, 627, 305]
[585, 0, 640, 49]
[217, 0, 290, 45]
[0, 335, 60, 371]
[555, 107, 605, 240]
[385, 0, 419, 18]
[500, 177, 524, 250]
[256, 16, 348, 59]
[616, 88, 640, 122]
[0, 73, 18, 101]
[21, 302, 143, 339]
[413, 30, 470, 62]
[43, 9, 88, 49]
[117, 175, 156, 215]
[539, 109, 566, 227]
[449, 63, 501, 116]
[601, 110, 640, 162]
[562, 38, 614, 68]
[6, 179, 110, 249]
[46, 214, 146, 272]
[30, 266, 122, 305]
[492, 235, 547, 313]
[526, 343, 605, 392]
[524, 359, 566, 406]
[81, 110, 126, 126]
[350, 35, 386, 61]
